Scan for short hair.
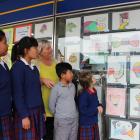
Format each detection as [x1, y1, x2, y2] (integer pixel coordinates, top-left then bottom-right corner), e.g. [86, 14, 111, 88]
[56, 62, 72, 78]
[79, 71, 92, 89]
[0, 30, 6, 41]
[38, 39, 51, 54]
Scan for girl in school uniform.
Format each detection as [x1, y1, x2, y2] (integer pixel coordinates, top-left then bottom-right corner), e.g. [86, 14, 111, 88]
[11, 36, 46, 140]
[78, 71, 103, 140]
[0, 30, 13, 140]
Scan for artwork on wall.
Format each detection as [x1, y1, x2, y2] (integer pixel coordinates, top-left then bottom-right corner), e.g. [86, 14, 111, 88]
[129, 88, 140, 118]
[65, 17, 81, 37]
[110, 119, 140, 140]
[14, 24, 32, 42]
[112, 9, 140, 30]
[65, 44, 80, 70]
[106, 87, 126, 117]
[82, 35, 109, 54]
[3, 28, 14, 44]
[111, 31, 140, 53]
[107, 56, 127, 85]
[84, 14, 108, 33]
[34, 21, 53, 39]
[130, 56, 140, 84]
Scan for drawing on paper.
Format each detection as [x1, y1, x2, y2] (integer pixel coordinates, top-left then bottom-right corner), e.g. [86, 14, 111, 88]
[110, 119, 139, 140]
[130, 88, 140, 118]
[106, 88, 126, 117]
[107, 56, 127, 85]
[84, 14, 108, 33]
[119, 12, 129, 30]
[130, 56, 140, 84]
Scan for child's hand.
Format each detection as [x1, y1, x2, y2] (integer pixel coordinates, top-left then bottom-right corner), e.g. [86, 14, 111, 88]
[22, 117, 30, 130]
[97, 106, 103, 114]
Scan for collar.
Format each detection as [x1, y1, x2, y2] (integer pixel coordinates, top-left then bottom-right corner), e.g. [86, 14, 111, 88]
[59, 82, 73, 88]
[0, 58, 6, 70]
[86, 88, 96, 95]
[20, 57, 34, 70]
[0, 58, 4, 65]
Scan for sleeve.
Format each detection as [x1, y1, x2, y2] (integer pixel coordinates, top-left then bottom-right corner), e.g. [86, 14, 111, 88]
[35, 66, 46, 114]
[49, 86, 58, 114]
[78, 92, 98, 117]
[94, 88, 103, 107]
[11, 64, 29, 119]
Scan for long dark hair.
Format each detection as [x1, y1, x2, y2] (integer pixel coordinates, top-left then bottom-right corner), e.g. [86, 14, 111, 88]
[11, 36, 38, 63]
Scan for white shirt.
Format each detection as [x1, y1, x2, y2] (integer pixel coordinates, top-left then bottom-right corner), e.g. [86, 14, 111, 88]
[0, 59, 6, 70]
[20, 57, 34, 70]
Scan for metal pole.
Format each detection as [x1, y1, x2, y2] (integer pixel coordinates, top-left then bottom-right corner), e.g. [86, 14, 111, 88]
[53, 0, 58, 58]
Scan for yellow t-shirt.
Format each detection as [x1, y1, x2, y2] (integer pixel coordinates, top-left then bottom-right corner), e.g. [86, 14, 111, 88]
[39, 60, 58, 117]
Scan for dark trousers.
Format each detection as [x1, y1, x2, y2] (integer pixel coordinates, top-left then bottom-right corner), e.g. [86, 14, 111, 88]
[43, 117, 54, 140]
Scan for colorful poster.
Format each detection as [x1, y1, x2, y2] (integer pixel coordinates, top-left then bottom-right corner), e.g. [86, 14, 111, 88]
[130, 56, 140, 84]
[112, 10, 140, 30]
[111, 31, 140, 52]
[84, 14, 108, 33]
[65, 17, 81, 37]
[107, 56, 127, 85]
[129, 88, 140, 118]
[3, 28, 13, 44]
[34, 21, 53, 39]
[14, 24, 32, 42]
[65, 44, 80, 70]
[110, 119, 139, 140]
[106, 87, 126, 117]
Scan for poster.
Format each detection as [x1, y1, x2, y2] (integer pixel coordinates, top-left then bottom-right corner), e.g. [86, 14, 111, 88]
[65, 17, 81, 37]
[3, 28, 13, 44]
[14, 24, 32, 42]
[90, 34, 109, 53]
[84, 14, 108, 33]
[65, 44, 80, 70]
[106, 87, 126, 117]
[82, 35, 109, 53]
[57, 38, 65, 62]
[130, 56, 140, 84]
[112, 9, 140, 30]
[111, 31, 140, 52]
[107, 56, 127, 85]
[110, 119, 140, 140]
[34, 21, 53, 39]
[129, 88, 140, 118]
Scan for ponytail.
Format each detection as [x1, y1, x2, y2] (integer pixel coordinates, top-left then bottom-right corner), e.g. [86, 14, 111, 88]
[11, 36, 38, 64]
[11, 42, 19, 64]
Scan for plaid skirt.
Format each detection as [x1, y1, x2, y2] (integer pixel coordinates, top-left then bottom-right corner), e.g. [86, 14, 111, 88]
[14, 107, 46, 140]
[0, 115, 14, 140]
[79, 123, 100, 140]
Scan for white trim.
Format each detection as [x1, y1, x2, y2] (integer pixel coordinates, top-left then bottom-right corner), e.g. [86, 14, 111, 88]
[20, 57, 34, 70]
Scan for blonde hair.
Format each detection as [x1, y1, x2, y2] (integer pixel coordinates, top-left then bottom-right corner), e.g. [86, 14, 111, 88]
[38, 40, 52, 55]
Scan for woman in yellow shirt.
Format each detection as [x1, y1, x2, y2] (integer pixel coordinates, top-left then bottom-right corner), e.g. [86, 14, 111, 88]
[38, 40, 58, 140]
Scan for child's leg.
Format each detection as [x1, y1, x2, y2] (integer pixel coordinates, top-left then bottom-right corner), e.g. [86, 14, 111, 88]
[69, 118, 78, 140]
[43, 117, 54, 140]
[54, 118, 72, 140]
